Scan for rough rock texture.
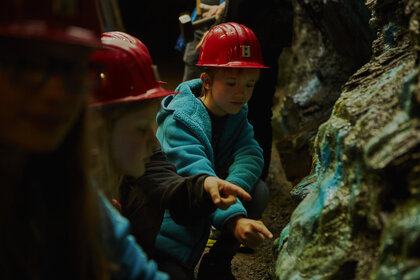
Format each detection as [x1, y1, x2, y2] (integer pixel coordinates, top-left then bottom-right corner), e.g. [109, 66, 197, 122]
[273, 0, 420, 279]
[272, 0, 375, 186]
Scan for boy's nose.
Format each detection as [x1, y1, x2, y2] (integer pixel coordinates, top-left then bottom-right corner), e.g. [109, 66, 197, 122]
[234, 86, 244, 97]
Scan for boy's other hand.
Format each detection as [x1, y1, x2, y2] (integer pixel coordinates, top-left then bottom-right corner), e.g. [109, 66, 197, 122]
[204, 176, 252, 210]
[226, 216, 273, 248]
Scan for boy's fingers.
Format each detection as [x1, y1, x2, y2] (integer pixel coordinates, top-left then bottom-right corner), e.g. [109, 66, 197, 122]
[221, 181, 252, 201]
[214, 196, 236, 210]
[220, 195, 236, 207]
[229, 186, 251, 201]
[207, 185, 221, 205]
[252, 222, 273, 239]
[206, 177, 251, 209]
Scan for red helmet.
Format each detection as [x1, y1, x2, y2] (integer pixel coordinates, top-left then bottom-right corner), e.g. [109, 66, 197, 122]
[196, 22, 268, 69]
[89, 31, 175, 107]
[0, 0, 102, 47]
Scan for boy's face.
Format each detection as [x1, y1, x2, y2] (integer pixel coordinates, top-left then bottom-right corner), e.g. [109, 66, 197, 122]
[111, 99, 160, 178]
[201, 68, 260, 116]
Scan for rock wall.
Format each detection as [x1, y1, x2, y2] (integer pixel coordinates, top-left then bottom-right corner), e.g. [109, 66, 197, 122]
[273, 0, 420, 279]
[273, 0, 375, 186]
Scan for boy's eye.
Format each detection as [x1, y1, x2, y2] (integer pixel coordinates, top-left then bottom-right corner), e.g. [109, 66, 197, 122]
[226, 82, 236, 87]
[246, 83, 255, 88]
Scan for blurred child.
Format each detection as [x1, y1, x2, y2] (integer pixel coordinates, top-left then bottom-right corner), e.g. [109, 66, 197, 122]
[0, 1, 167, 279]
[89, 31, 252, 259]
[155, 22, 272, 280]
[181, 0, 226, 81]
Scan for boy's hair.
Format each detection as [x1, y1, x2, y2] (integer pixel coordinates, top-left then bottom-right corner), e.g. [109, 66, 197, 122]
[200, 67, 260, 97]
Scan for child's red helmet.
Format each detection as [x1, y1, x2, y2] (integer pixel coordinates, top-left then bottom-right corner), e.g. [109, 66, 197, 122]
[196, 22, 268, 69]
[0, 0, 102, 48]
[89, 31, 175, 107]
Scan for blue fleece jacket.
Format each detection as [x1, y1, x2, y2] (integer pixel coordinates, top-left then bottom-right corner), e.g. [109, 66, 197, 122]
[154, 79, 263, 268]
[98, 191, 168, 280]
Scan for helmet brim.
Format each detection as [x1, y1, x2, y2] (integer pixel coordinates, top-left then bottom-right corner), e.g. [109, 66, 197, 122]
[0, 22, 101, 48]
[196, 61, 269, 69]
[90, 87, 177, 107]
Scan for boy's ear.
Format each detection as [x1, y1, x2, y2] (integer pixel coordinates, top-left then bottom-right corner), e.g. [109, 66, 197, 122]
[200, 72, 212, 90]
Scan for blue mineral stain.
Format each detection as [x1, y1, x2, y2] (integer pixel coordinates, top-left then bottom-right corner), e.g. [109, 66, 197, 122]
[276, 223, 290, 252]
[289, 128, 347, 239]
[319, 129, 345, 205]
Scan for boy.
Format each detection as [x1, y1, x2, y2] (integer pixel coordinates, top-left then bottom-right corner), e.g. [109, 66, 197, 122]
[155, 22, 272, 279]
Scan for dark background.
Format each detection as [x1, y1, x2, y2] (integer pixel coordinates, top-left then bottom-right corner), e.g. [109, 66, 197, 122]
[118, 0, 195, 89]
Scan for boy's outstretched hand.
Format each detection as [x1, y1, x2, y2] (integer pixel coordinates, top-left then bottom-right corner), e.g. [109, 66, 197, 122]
[204, 176, 252, 210]
[226, 216, 273, 248]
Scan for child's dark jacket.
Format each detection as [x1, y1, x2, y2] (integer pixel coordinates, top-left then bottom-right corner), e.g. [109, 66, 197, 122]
[119, 148, 215, 258]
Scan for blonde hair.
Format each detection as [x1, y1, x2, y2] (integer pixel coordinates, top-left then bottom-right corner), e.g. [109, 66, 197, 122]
[200, 67, 261, 98]
[90, 99, 156, 201]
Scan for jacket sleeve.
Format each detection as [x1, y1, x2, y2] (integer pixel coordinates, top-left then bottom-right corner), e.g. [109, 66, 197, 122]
[157, 115, 217, 178]
[209, 117, 263, 230]
[225, 118, 264, 193]
[122, 148, 216, 225]
[97, 192, 169, 280]
[210, 198, 247, 229]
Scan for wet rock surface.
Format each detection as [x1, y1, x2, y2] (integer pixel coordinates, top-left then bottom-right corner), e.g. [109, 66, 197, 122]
[273, 0, 420, 279]
[272, 0, 375, 186]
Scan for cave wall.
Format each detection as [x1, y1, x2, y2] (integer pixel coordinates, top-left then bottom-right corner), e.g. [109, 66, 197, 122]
[273, 0, 375, 186]
[273, 0, 420, 279]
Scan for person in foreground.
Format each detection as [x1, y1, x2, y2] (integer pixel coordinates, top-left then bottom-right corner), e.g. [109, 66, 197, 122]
[89, 31, 252, 259]
[155, 22, 273, 280]
[0, 1, 166, 279]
